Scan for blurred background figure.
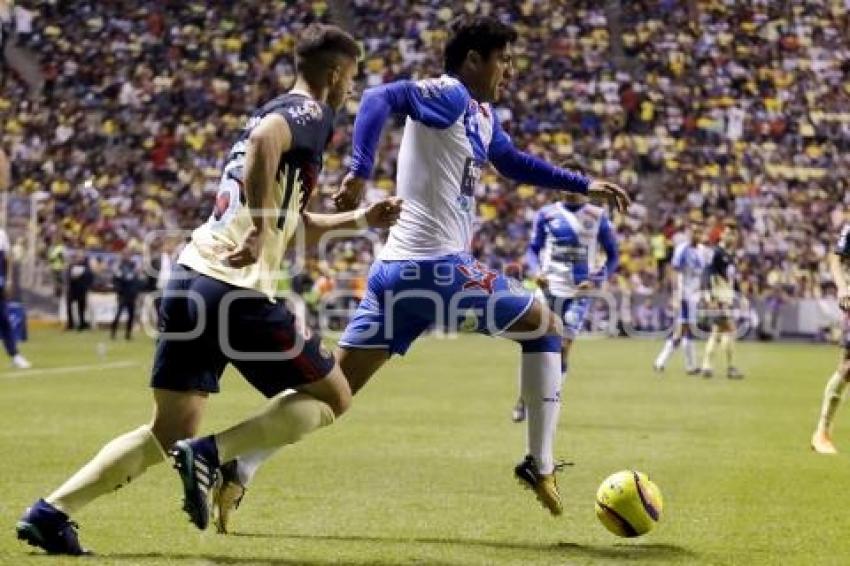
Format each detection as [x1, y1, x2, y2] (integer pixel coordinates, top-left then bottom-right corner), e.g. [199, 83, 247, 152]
[65, 250, 92, 331]
[0, 226, 29, 368]
[110, 248, 142, 340]
[48, 238, 65, 299]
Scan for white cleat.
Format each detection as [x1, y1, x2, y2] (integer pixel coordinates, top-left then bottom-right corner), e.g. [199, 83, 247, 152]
[811, 431, 838, 455]
[12, 355, 31, 369]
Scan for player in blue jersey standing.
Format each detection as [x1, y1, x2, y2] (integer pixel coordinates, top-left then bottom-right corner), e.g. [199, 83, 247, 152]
[209, 16, 629, 530]
[654, 221, 711, 374]
[0, 227, 30, 369]
[511, 193, 619, 422]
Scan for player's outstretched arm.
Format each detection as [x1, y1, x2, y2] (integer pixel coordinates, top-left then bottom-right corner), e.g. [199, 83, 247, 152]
[301, 198, 403, 247]
[334, 78, 468, 210]
[487, 120, 630, 212]
[226, 114, 293, 268]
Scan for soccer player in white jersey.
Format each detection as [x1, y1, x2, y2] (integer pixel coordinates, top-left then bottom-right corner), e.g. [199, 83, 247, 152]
[811, 221, 850, 454]
[512, 192, 619, 422]
[16, 25, 402, 554]
[654, 220, 711, 375]
[211, 16, 629, 528]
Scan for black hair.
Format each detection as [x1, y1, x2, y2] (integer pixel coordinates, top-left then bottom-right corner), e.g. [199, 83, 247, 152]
[295, 24, 361, 79]
[444, 16, 518, 73]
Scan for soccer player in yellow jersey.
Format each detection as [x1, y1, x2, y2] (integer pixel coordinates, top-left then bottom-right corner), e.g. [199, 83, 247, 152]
[811, 222, 850, 454]
[16, 24, 402, 554]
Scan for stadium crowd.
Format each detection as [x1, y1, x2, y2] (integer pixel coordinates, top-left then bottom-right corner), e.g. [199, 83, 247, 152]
[0, 0, 849, 321]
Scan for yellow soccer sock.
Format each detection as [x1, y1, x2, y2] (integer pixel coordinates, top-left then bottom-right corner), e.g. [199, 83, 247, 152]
[46, 425, 166, 515]
[720, 332, 735, 367]
[214, 392, 335, 464]
[818, 372, 849, 435]
[701, 330, 718, 371]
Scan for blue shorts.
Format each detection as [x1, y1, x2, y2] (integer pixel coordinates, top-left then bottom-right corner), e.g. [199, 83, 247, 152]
[543, 293, 590, 340]
[339, 254, 535, 356]
[151, 265, 335, 397]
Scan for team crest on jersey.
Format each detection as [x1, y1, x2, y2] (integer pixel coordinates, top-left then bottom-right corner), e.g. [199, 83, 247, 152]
[583, 218, 595, 231]
[458, 261, 498, 294]
[287, 100, 323, 125]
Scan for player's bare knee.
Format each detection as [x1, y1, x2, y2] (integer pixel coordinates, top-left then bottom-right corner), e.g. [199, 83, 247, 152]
[309, 366, 352, 416]
[547, 311, 564, 338]
[510, 299, 560, 338]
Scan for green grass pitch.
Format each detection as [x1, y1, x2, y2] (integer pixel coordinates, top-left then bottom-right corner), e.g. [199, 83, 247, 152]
[1, 329, 849, 565]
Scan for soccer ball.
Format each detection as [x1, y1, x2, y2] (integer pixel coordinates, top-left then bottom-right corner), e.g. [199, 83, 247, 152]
[595, 470, 663, 537]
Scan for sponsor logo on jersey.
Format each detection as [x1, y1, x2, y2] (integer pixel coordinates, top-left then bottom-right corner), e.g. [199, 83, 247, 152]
[461, 157, 482, 197]
[287, 100, 323, 125]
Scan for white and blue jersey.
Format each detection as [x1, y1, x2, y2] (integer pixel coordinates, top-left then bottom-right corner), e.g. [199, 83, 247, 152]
[340, 76, 591, 355]
[671, 241, 711, 322]
[526, 202, 619, 338]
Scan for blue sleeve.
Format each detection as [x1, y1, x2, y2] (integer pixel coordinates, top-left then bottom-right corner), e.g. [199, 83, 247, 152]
[525, 210, 546, 274]
[596, 215, 619, 279]
[487, 119, 590, 194]
[350, 79, 468, 178]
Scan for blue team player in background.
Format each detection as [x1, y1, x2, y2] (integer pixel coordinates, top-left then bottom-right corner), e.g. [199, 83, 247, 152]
[0, 227, 30, 369]
[512, 192, 619, 422]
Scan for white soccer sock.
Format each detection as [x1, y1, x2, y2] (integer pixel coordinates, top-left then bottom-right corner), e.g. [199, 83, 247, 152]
[683, 337, 696, 371]
[520, 351, 563, 475]
[235, 448, 278, 486]
[818, 372, 849, 435]
[655, 339, 677, 368]
[46, 425, 166, 515]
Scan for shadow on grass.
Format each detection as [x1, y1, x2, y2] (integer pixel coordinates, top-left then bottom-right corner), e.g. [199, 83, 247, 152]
[229, 531, 696, 561]
[96, 554, 405, 566]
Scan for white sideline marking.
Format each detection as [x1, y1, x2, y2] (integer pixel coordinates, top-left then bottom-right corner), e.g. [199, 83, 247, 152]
[0, 360, 139, 379]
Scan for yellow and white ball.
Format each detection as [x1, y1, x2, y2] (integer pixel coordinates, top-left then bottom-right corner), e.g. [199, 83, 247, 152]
[595, 470, 663, 537]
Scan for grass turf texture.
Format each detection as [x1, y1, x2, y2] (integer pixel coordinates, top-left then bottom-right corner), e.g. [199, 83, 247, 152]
[1, 329, 849, 565]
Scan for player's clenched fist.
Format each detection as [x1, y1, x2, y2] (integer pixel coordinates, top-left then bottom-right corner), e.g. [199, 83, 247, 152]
[839, 294, 850, 312]
[333, 172, 366, 211]
[225, 226, 263, 268]
[365, 197, 403, 229]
